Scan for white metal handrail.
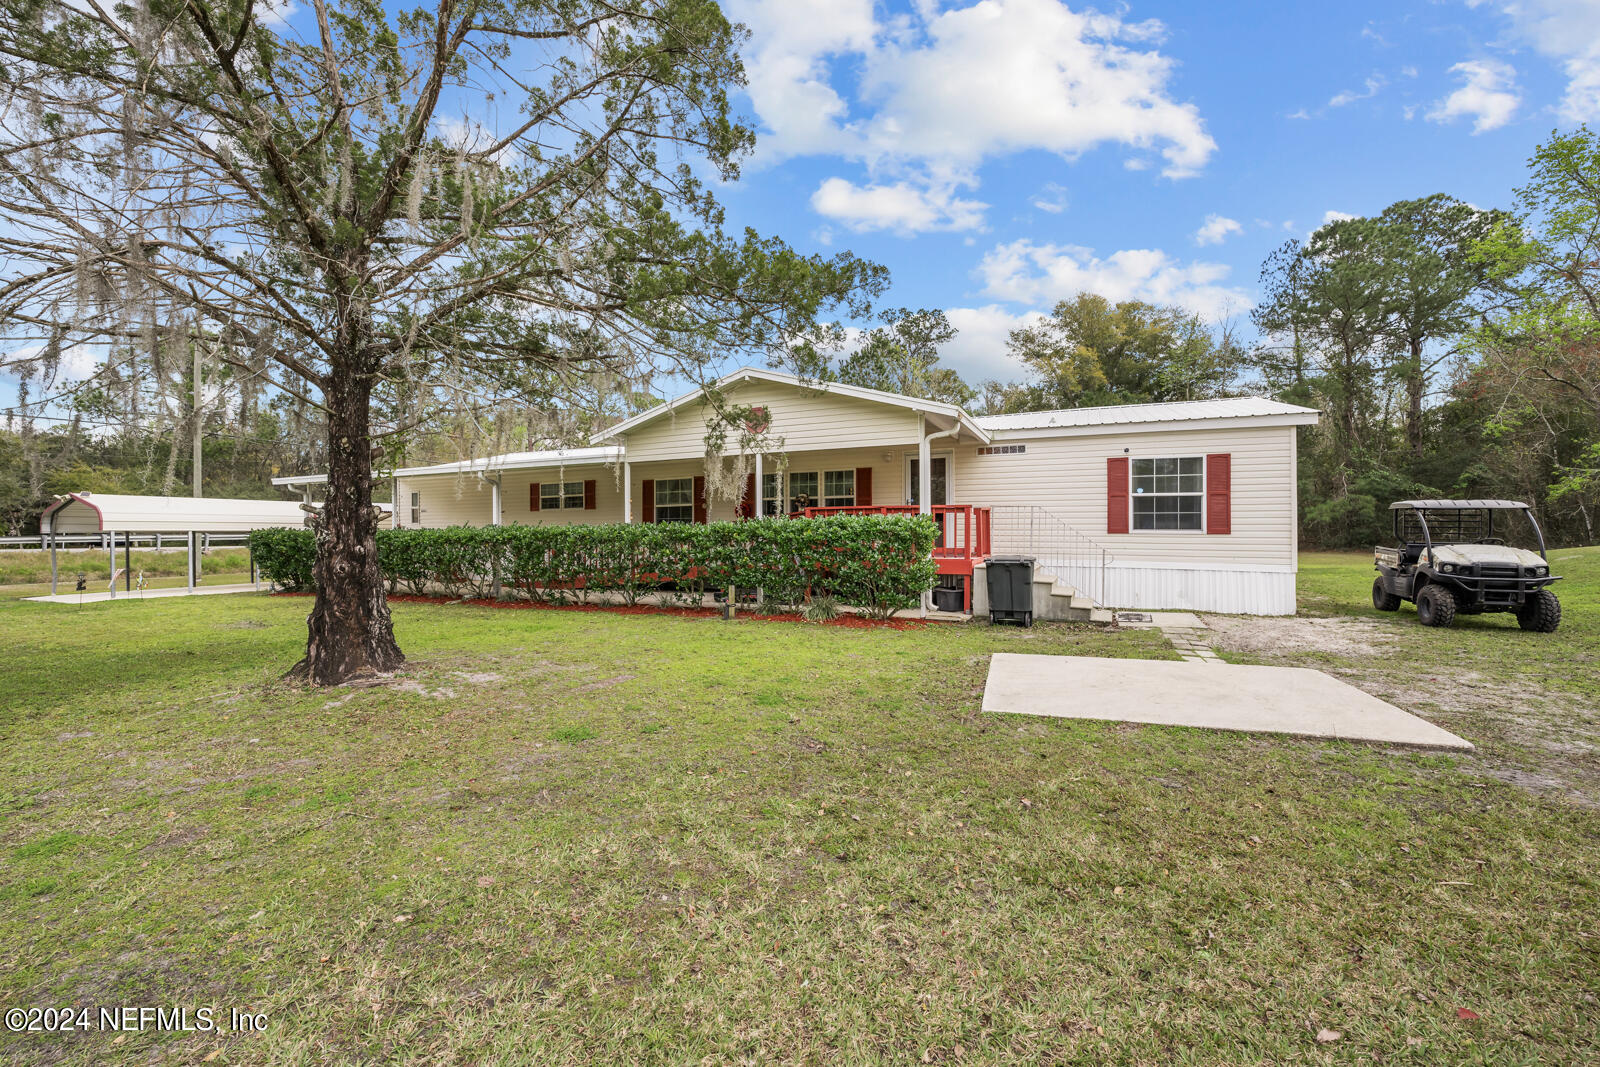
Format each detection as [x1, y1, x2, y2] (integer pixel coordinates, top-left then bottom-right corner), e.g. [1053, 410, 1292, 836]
[987, 505, 1113, 607]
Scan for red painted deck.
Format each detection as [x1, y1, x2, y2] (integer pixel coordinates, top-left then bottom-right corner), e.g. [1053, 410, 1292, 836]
[801, 504, 992, 611]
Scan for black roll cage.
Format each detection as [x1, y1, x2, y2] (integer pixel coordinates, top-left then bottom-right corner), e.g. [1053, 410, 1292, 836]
[1394, 505, 1549, 564]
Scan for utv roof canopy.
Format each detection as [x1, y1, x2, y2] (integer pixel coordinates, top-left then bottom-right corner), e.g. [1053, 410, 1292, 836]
[1389, 499, 1531, 510]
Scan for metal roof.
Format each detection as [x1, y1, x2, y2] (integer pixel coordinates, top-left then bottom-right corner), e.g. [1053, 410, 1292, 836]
[1389, 499, 1531, 510]
[271, 446, 621, 486]
[974, 396, 1321, 432]
[41, 493, 307, 534]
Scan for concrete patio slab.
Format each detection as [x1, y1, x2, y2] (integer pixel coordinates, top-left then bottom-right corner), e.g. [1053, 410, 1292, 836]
[983, 653, 1473, 750]
[23, 583, 263, 605]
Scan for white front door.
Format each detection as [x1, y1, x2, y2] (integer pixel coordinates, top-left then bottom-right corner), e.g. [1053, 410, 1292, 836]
[905, 451, 952, 506]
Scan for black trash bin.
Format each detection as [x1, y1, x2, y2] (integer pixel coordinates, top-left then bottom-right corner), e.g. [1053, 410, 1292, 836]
[985, 556, 1035, 626]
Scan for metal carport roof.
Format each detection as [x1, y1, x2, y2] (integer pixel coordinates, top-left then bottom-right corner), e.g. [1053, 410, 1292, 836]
[41, 492, 307, 534]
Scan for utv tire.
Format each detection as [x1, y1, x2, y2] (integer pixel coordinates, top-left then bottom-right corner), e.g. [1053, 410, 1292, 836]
[1516, 590, 1561, 633]
[1372, 578, 1402, 612]
[1416, 585, 1457, 628]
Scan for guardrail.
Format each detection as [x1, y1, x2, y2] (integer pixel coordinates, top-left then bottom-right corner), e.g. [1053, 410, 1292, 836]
[1, 533, 251, 550]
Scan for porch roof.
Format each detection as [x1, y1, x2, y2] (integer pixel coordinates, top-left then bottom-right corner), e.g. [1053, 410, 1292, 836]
[595, 366, 993, 444]
[271, 445, 622, 487]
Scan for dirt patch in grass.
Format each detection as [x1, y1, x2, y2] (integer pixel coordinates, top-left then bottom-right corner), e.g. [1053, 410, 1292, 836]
[1201, 603, 1600, 807]
[1205, 614, 1401, 658]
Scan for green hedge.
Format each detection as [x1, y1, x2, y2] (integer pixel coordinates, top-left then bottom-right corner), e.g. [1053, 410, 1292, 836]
[250, 516, 940, 619]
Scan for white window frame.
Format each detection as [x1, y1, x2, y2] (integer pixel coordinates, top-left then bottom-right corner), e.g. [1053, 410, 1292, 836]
[822, 469, 855, 508]
[786, 470, 819, 513]
[1131, 456, 1205, 532]
[761, 471, 784, 516]
[654, 477, 694, 523]
[540, 480, 586, 511]
[409, 491, 421, 525]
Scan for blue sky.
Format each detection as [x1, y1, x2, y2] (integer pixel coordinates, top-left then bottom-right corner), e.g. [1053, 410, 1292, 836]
[711, 0, 1600, 382]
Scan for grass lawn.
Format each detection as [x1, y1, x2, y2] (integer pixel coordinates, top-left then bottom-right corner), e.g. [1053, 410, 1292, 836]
[0, 547, 255, 598]
[1, 558, 1597, 1064]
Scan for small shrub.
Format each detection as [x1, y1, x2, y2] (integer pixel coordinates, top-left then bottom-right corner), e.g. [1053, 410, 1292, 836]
[804, 595, 841, 622]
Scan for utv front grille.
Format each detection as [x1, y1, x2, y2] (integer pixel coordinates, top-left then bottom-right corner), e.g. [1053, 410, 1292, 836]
[1476, 564, 1523, 606]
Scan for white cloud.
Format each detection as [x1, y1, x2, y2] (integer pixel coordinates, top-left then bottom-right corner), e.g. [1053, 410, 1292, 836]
[1193, 213, 1242, 246]
[975, 238, 1250, 321]
[727, 0, 1216, 234]
[1466, 0, 1600, 122]
[1322, 210, 1358, 225]
[1329, 75, 1385, 107]
[1286, 108, 1312, 120]
[810, 177, 988, 235]
[1030, 182, 1069, 214]
[1426, 59, 1521, 133]
[940, 305, 1048, 381]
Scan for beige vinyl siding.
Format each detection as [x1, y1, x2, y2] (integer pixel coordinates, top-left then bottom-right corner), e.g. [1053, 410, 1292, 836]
[951, 425, 1297, 568]
[393, 474, 496, 528]
[397, 465, 624, 527]
[499, 465, 623, 526]
[622, 380, 923, 462]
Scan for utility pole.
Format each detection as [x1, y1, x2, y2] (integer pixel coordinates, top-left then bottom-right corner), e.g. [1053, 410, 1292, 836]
[192, 339, 202, 497]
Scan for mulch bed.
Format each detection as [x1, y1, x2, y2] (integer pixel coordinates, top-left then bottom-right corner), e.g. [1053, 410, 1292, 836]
[270, 591, 926, 630]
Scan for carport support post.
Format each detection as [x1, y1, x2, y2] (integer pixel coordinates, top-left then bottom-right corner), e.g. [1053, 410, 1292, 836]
[108, 532, 116, 598]
[49, 529, 58, 595]
[124, 533, 131, 591]
[186, 532, 196, 591]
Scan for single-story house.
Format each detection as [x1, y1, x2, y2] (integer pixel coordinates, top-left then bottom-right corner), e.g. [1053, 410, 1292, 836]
[275, 368, 1320, 615]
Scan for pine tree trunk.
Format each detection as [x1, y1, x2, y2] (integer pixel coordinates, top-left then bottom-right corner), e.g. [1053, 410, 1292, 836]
[290, 363, 403, 685]
[1406, 339, 1425, 457]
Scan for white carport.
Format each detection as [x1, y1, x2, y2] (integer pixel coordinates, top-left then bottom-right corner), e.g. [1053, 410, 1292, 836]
[39, 492, 307, 596]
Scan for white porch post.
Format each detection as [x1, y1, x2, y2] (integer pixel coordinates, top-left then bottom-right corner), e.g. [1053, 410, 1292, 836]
[623, 461, 633, 523]
[917, 415, 932, 517]
[753, 451, 764, 517]
[489, 475, 502, 525]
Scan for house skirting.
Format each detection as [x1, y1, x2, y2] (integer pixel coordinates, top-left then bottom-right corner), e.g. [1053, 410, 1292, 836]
[1033, 560, 1297, 616]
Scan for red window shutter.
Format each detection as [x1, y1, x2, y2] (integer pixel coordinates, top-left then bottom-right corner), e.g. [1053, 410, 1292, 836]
[529, 482, 541, 512]
[1106, 457, 1129, 534]
[583, 479, 597, 510]
[1206, 453, 1232, 534]
[642, 479, 654, 523]
[855, 466, 873, 506]
[693, 475, 707, 524]
[737, 472, 756, 519]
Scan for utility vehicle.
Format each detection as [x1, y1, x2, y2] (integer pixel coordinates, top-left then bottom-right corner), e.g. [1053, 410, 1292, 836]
[1373, 500, 1562, 631]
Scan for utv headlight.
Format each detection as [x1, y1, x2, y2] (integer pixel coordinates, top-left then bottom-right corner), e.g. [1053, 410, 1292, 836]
[1528, 565, 1548, 576]
[1440, 563, 1456, 573]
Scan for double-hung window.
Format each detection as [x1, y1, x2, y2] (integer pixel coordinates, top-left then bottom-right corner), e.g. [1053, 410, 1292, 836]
[761, 472, 783, 516]
[1132, 457, 1204, 531]
[822, 469, 855, 508]
[540, 481, 585, 510]
[409, 491, 421, 525]
[654, 477, 694, 523]
[787, 471, 819, 512]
